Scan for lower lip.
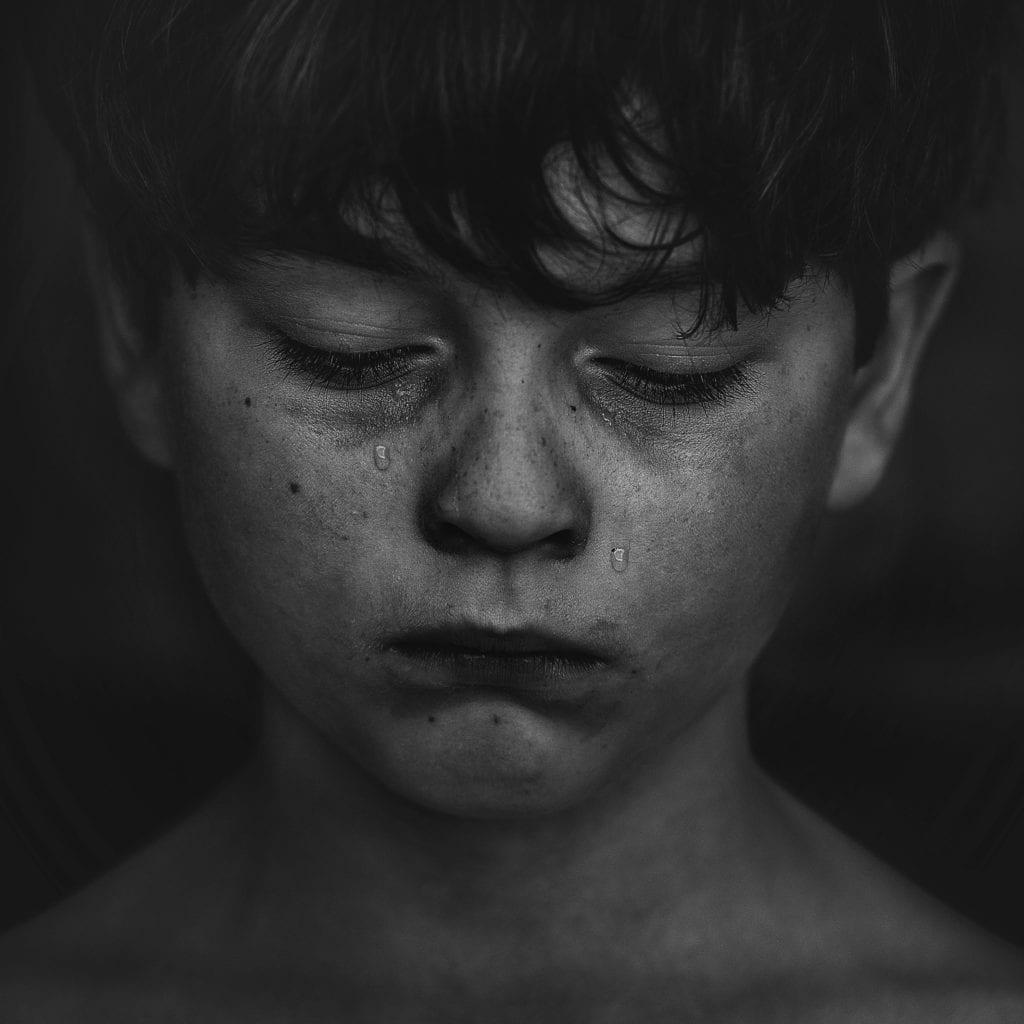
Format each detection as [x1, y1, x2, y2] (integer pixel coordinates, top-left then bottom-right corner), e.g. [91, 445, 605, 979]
[386, 644, 607, 695]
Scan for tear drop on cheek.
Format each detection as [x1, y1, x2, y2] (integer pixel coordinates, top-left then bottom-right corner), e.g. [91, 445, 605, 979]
[611, 546, 629, 573]
[373, 444, 391, 470]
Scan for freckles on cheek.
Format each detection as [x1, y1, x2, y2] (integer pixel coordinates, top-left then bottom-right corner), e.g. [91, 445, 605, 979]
[172, 373, 402, 637]
[635, 388, 844, 654]
[162, 288, 417, 681]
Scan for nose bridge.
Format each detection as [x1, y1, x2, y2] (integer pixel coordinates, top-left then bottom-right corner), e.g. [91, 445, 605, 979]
[463, 376, 562, 508]
[422, 316, 591, 558]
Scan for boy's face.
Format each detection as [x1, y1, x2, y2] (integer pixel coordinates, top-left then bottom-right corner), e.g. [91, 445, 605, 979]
[150, 200, 857, 815]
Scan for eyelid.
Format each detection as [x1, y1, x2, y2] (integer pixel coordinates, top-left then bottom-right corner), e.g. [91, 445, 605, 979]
[596, 357, 757, 409]
[615, 347, 749, 373]
[617, 337, 749, 357]
[266, 329, 432, 392]
[578, 338, 754, 375]
[276, 314, 406, 333]
[266, 317, 436, 352]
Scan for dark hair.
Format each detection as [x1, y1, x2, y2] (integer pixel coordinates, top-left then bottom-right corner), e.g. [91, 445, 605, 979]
[23, 0, 1016, 353]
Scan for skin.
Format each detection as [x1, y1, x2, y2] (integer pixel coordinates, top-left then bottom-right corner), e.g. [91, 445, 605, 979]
[1, 177, 1023, 1020]
[162, 251, 845, 819]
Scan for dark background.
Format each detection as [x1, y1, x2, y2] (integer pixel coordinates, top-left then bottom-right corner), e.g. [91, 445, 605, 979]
[2, 28, 1023, 942]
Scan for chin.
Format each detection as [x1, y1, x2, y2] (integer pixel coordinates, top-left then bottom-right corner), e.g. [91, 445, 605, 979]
[362, 700, 614, 820]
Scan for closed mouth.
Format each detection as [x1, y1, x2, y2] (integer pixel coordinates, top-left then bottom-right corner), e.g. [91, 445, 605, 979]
[385, 625, 611, 689]
[389, 624, 608, 661]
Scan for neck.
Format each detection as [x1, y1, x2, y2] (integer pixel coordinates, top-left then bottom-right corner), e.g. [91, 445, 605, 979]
[221, 682, 803, 981]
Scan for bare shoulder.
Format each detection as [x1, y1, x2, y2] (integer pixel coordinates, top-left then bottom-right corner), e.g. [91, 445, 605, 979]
[2, 772, 1022, 1024]
[0, 863, 253, 1024]
[0, 777, 259, 1023]
[778, 976, 1024, 1024]
[0, 929, 110, 1024]
[731, 922, 1024, 1024]
[762, 783, 1024, 1023]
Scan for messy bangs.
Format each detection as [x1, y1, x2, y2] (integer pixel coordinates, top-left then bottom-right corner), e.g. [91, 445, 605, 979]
[28, 0, 1012, 333]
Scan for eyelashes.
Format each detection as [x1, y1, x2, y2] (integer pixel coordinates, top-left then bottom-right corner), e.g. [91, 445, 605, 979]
[267, 330, 754, 411]
[592, 358, 754, 409]
[268, 331, 430, 390]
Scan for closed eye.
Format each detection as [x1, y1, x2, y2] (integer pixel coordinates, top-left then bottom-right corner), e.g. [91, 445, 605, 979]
[267, 330, 431, 390]
[594, 358, 755, 408]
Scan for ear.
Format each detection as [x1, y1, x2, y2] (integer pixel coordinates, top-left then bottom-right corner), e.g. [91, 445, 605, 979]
[81, 213, 175, 469]
[827, 233, 961, 510]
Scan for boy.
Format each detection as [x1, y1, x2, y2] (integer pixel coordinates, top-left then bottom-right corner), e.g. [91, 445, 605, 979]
[3, 0, 1023, 1020]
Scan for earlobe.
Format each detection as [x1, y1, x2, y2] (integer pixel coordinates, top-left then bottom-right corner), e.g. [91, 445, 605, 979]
[827, 233, 961, 511]
[80, 213, 175, 470]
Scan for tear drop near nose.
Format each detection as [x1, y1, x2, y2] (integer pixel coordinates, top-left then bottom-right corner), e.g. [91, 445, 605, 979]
[374, 444, 391, 470]
[611, 547, 628, 572]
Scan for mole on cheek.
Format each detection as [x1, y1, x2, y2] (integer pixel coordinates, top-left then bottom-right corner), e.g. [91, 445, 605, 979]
[289, 482, 301, 494]
[244, 397, 252, 407]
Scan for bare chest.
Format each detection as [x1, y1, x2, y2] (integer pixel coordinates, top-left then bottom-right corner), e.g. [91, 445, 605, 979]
[6, 967, 1022, 1024]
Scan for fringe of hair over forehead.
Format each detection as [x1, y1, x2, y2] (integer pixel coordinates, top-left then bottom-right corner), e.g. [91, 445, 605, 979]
[25, 0, 1015, 335]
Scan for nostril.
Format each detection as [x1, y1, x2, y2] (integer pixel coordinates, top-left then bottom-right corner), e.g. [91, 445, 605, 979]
[418, 442, 593, 558]
[426, 521, 478, 556]
[420, 517, 587, 559]
[546, 528, 586, 560]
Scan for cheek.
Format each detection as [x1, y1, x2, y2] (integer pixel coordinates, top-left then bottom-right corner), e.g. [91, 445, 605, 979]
[164, 331, 399, 677]
[161, 279, 851, 719]
[628, 362, 850, 682]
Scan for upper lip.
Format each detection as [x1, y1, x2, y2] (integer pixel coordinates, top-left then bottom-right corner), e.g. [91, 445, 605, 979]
[388, 624, 611, 661]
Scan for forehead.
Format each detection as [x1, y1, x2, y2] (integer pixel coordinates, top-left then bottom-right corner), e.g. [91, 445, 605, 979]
[236, 239, 707, 321]
[262, 141, 701, 304]
[535, 142, 694, 292]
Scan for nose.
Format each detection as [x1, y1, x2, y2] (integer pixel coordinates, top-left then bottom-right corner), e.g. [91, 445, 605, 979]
[419, 383, 591, 561]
